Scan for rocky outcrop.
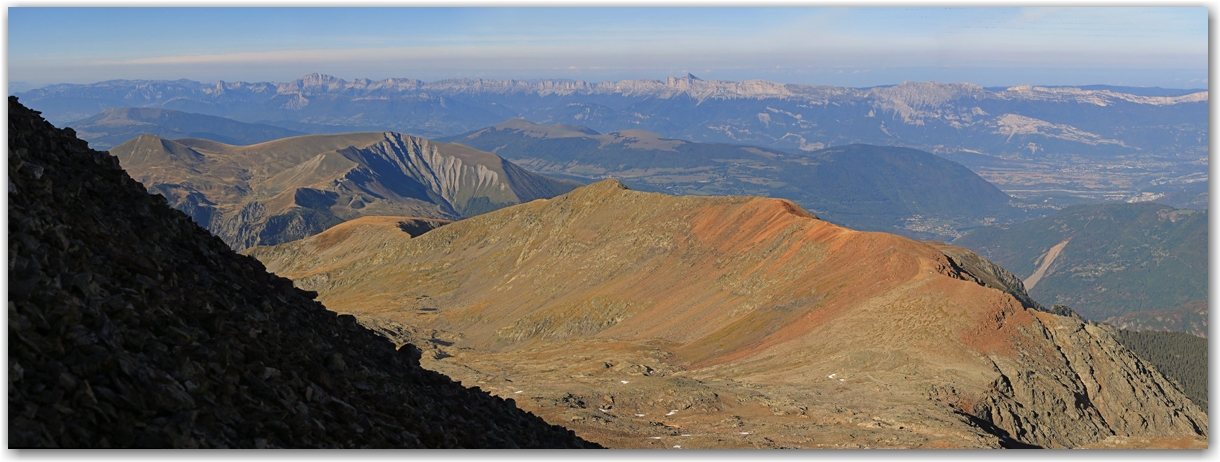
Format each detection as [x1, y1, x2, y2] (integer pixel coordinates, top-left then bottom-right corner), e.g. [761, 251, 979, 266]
[934, 244, 1040, 310]
[7, 97, 599, 449]
[973, 313, 1206, 448]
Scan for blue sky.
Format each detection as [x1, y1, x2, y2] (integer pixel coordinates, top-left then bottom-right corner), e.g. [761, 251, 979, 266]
[7, 7, 1209, 89]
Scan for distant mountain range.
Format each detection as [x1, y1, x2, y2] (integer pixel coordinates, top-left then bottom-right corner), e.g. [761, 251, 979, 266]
[67, 107, 306, 150]
[246, 179, 1206, 449]
[984, 85, 1206, 97]
[442, 119, 1022, 240]
[953, 203, 1207, 322]
[109, 131, 580, 250]
[19, 73, 1206, 159]
[62, 102, 1026, 241]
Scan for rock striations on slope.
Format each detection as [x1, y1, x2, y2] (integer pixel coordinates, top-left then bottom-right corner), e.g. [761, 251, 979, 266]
[108, 130, 580, 251]
[7, 97, 599, 449]
[249, 179, 1207, 449]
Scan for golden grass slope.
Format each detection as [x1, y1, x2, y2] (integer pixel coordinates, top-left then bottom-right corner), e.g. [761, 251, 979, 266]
[248, 180, 1206, 449]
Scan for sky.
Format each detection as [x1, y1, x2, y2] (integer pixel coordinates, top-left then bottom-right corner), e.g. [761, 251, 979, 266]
[6, 6, 1210, 90]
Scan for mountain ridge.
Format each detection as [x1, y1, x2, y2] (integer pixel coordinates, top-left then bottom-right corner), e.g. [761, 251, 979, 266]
[248, 179, 1207, 449]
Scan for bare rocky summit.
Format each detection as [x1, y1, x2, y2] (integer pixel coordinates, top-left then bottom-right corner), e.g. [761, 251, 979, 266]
[249, 179, 1206, 449]
[7, 97, 599, 449]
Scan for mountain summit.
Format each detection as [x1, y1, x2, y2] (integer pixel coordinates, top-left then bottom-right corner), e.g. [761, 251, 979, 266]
[249, 180, 1206, 449]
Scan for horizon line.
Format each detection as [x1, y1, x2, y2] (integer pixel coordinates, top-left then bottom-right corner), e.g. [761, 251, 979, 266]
[14, 73, 1210, 93]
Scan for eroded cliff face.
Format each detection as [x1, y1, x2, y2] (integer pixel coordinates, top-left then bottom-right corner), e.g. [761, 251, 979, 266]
[109, 131, 578, 251]
[248, 179, 1206, 448]
[7, 97, 598, 449]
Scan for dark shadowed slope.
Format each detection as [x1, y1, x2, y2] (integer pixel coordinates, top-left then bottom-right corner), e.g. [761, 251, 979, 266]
[7, 97, 599, 449]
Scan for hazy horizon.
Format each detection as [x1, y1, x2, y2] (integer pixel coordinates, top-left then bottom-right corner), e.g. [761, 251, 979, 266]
[8, 7, 1208, 90]
[9, 69, 1211, 94]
